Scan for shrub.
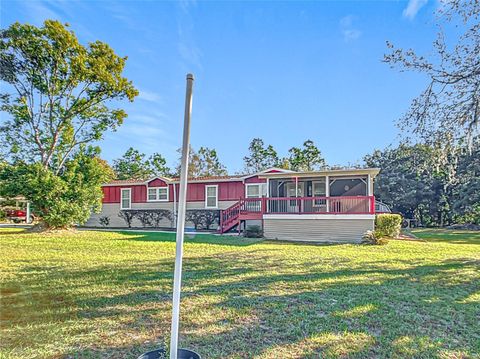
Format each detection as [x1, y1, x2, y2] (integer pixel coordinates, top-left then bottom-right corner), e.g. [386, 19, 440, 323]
[244, 225, 263, 238]
[99, 216, 110, 227]
[186, 210, 220, 230]
[135, 210, 153, 228]
[375, 213, 402, 238]
[150, 209, 172, 228]
[202, 210, 220, 230]
[0, 153, 113, 229]
[118, 210, 136, 228]
[361, 230, 388, 245]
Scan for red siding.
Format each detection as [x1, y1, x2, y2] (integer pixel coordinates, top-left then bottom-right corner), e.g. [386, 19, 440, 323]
[219, 182, 244, 200]
[148, 178, 167, 187]
[244, 176, 266, 184]
[102, 185, 146, 203]
[103, 181, 245, 203]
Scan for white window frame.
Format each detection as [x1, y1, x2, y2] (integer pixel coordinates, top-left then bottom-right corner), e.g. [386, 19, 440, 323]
[246, 183, 262, 198]
[205, 185, 218, 209]
[147, 187, 169, 202]
[312, 180, 326, 207]
[120, 188, 131, 210]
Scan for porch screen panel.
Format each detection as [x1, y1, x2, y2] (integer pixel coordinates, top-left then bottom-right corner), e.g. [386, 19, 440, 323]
[329, 178, 367, 197]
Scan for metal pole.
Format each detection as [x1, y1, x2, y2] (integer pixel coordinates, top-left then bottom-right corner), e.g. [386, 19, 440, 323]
[169, 73, 194, 359]
[26, 201, 31, 224]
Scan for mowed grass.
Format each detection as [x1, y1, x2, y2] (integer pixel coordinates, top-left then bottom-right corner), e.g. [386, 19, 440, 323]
[0, 228, 479, 358]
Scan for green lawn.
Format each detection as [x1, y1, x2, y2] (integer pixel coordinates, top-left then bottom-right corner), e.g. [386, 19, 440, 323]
[1, 228, 479, 358]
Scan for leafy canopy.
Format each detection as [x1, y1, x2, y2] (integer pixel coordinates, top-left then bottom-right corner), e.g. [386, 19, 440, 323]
[0, 20, 138, 174]
[288, 140, 325, 171]
[384, 0, 479, 149]
[175, 146, 227, 178]
[0, 147, 114, 228]
[113, 147, 171, 180]
[365, 139, 480, 226]
[243, 138, 280, 173]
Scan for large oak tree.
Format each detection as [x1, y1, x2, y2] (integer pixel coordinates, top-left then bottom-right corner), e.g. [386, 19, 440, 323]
[0, 20, 137, 228]
[0, 20, 138, 173]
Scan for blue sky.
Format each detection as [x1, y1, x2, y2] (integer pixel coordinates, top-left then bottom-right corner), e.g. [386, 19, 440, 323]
[2, 0, 443, 173]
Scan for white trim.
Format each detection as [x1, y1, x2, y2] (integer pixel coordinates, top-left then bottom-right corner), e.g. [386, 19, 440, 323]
[205, 185, 218, 209]
[312, 180, 326, 207]
[120, 188, 131, 210]
[258, 168, 381, 179]
[245, 183, 262, 198]
[146, 186, 169, 202]
[367, 174, 372, 196]
[263, 214, 375, 220]
[325, 175, 330, 212]
[241, 167, 294, 181]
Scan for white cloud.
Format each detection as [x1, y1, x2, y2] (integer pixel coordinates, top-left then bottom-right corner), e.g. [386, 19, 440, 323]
[403, 0, 428, 20]
[137, 90, 163, 103]
[20, 1, 62, 24]
[340, 15, 362, 42]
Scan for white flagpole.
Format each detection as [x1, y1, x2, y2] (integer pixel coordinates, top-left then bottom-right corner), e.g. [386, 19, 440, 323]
[170, 73, 194, 359]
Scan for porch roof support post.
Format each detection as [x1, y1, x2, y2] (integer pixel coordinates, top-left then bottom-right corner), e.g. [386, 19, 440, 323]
[295, 176, 299, 213]
[325, 175, 330, 213]
[367, 174, 374, 214]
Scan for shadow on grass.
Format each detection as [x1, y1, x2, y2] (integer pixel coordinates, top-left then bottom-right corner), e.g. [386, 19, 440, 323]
[3, 247, 479, 358]
[116, 230, 263, 247]
[412, 229, 480, 245]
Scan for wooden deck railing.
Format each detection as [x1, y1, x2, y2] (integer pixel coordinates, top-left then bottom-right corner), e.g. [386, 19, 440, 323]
[238, 196, 375, 215]
[219, 196, 375, 233]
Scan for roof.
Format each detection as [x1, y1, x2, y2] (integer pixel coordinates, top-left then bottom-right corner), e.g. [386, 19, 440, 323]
[103, 174, 246, 186]
[102, 167, 380, 186]
[258, 168, 381, 179]
[170, 174, 245, 182]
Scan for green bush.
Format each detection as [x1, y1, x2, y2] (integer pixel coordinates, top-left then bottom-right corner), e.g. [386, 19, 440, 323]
[98, 216, 110, 227]
[361, 230, 388, 245]
[244, 225, 263, 238]
[375, 213, 402, 238]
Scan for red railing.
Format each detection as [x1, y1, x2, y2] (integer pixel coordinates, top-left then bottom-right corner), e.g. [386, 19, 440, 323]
[263, 196, 375, 214]
[220, 196, 375, 232]
[233, 196, 375, 215]
[220, 199, 243, 232]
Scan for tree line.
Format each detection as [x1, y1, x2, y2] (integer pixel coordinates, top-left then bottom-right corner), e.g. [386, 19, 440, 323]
[112, 138, 327, 180]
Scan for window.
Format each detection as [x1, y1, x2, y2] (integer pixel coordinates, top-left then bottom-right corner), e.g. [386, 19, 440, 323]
[246, 184, 261, 198]
[312, 180, 326, 206]
[205, 185, 218, 208]
[121, 188, 131, 209]
[147, 187, 169, 201]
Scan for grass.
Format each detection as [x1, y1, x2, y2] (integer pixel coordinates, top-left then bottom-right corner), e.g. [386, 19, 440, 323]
[0, 228, 479, 358]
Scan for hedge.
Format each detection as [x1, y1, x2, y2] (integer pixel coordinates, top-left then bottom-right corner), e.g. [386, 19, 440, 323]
[375, 213, 402, 238]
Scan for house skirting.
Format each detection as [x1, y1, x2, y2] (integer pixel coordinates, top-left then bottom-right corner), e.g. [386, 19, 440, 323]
[85, 202, 236, 228]
[263, 214, 375, 243]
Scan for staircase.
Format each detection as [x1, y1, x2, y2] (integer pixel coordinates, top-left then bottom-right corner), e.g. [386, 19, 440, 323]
[219, 199, 243, 233]
[219, 198, 265, 233]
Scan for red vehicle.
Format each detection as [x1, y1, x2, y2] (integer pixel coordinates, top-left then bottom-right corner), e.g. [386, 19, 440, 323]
[5, 208, 34, 223]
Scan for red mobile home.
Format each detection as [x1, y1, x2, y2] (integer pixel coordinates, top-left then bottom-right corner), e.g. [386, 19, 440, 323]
[87, 167, 383, 242]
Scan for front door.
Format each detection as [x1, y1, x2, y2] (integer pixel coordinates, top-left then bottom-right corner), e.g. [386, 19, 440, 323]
[285, 182, 304, 212]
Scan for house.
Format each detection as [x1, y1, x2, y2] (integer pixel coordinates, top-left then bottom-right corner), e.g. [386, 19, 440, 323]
[86, 167, 383, 243]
